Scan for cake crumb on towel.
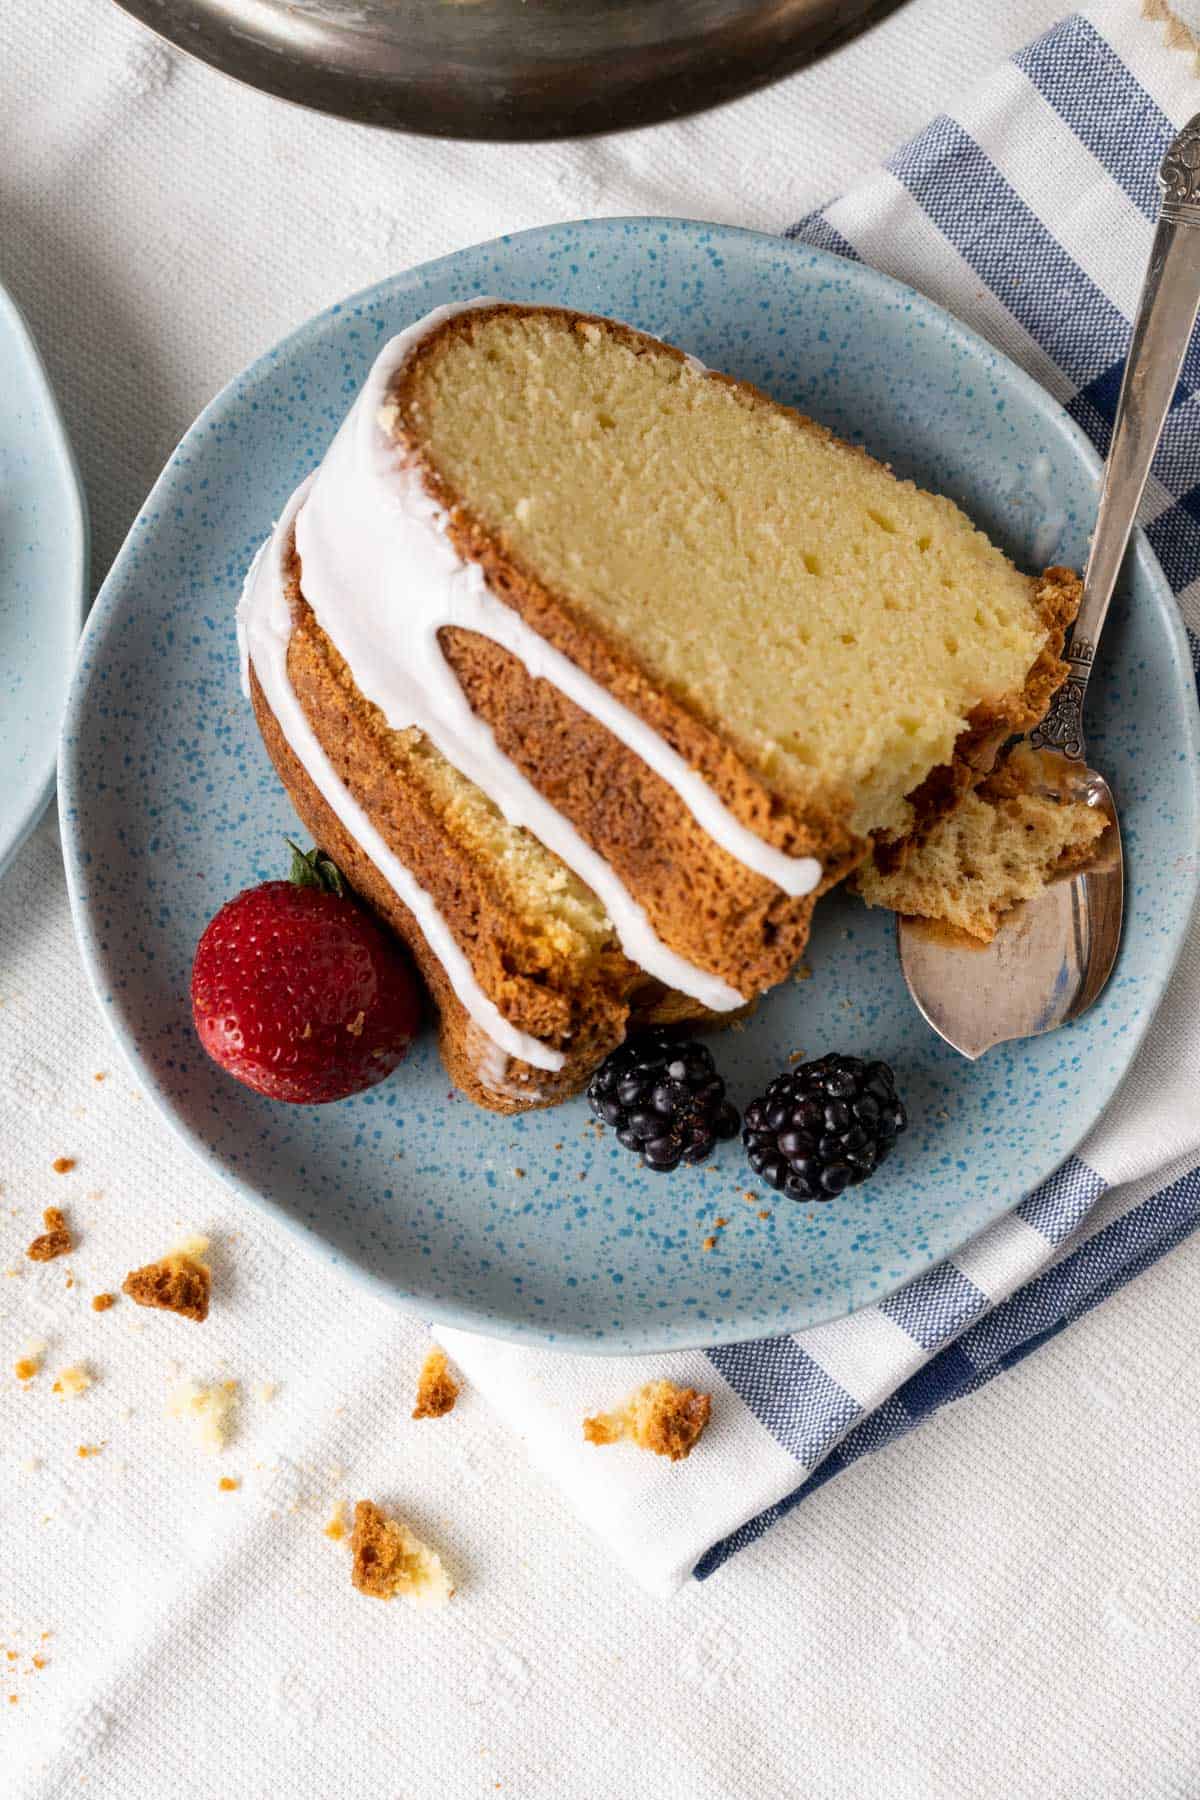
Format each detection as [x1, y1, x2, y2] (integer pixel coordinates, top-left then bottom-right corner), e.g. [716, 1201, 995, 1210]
[584, 1380, 711, 1462]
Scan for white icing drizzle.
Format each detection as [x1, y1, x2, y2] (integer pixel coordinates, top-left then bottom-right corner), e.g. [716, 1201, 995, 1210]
[241, 300, 826, 1072]
[238, 479, 566, 1073]
[469, 1028, 544, 1104]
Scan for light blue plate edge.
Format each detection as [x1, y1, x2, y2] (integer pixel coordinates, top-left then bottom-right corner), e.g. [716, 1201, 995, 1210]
[0, 282, 89, 881]
[57, 218, 1200, 1353]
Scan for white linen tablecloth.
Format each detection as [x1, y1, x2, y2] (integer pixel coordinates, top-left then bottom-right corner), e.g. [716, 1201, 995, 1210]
[3, 2, 1200, 1795]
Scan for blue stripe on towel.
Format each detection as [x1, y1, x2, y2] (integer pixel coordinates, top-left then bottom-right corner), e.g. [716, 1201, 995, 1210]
[879, 1261, 988, 1349]
[707, 1337, 861, 1464]
[696, 1163, 1200, 1580]
[1146, 487, 1200, 595]
[888, 116, 1132, 392]
[1016, 1154, 1108, 1243]
[1146, 396, 1200, 495]
[964, 1165, 1200, 1365]
[1013, 14, 1171, 219]
[784, 212, 861, 262]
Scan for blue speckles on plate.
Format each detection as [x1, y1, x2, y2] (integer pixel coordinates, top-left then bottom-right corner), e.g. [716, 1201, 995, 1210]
[0, 283, 88, 879]
[58, 219, 1200, 1352]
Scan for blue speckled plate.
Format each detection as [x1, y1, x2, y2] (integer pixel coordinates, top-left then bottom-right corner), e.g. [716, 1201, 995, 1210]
[0, 284, 87, 880]
[59, 220, 1200, 1352]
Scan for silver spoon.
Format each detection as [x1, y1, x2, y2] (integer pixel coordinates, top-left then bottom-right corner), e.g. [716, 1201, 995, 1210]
[898, 113, 1200, 1061]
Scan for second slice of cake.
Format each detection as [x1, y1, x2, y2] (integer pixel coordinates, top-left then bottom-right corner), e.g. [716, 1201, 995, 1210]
[240, 301, 1080, 1110]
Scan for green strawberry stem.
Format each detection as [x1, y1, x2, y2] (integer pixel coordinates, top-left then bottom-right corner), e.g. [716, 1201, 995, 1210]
[286, 839, 347, 899]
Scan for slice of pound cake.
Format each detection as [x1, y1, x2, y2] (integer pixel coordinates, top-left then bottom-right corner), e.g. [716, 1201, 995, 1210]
[239, 301, 1080, 1111]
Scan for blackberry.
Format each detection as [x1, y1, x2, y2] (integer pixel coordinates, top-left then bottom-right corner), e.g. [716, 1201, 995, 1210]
[742, 1054, 906, 1201]
[587, 1030, 740, 1173]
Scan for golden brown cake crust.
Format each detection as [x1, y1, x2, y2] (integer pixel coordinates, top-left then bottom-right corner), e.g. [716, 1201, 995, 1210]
[438, 627, 827, 999]
[251, 304, 1080, 1113]
[253, 636, 761, 1111]
[122, 1252, 211, 1322]
[350, 1500, 401, 1598]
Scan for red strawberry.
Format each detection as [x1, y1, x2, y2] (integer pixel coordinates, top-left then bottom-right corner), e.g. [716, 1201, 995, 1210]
[191, 844, 421, 1104]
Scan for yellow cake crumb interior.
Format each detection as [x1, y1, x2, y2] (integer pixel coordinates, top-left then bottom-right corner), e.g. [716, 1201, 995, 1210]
[409, 730, 612, 955]
[407, 311, 1049, 836]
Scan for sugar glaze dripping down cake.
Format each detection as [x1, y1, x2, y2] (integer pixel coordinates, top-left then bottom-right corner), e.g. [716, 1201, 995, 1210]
[239, 300, 1080, 1111]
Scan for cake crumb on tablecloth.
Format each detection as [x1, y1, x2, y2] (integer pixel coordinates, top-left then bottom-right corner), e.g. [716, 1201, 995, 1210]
[14, 1339, 46, 1382]
[412, 1347, 460, 1420]
[350, 1500, 454, 1606]
[124, 1236, 211, 1322]
[26, 1208, 72, 1261]
[167, 1378, 237, 1452]
[52, 1364, 92, 1399]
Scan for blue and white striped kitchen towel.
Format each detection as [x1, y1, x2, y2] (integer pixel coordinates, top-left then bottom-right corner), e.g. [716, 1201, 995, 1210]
[440, 1, 1200, 1597]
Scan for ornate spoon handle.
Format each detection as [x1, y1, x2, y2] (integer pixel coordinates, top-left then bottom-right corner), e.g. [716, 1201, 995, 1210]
[1033, 113, 1200, 759]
